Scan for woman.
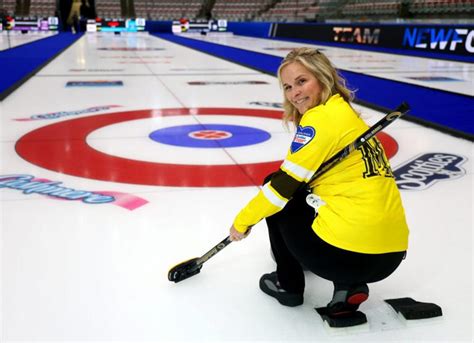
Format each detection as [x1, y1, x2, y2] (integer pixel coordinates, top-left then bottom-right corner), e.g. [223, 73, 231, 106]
[229, 48, 409, 314]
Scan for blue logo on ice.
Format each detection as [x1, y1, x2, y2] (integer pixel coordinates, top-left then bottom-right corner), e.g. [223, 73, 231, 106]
[291, 126, 315, 153]
[394, 153, 466, 190]
[149, 124, 271, 148]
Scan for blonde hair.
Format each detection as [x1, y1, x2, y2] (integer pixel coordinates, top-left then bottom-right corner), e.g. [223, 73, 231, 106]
[277, 47, 355, 128]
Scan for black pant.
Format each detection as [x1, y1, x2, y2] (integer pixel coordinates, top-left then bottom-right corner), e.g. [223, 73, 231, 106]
[265, 184, 406, 294]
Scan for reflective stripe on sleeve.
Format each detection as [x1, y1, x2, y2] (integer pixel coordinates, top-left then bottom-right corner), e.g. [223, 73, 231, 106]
[262, 183, 287, 209]
[281, 159, 314, 183]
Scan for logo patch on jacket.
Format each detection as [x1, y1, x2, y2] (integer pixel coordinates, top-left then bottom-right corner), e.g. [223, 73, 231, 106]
[291, 126, 315, 153]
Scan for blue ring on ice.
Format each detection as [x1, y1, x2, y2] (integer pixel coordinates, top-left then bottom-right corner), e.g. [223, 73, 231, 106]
[149, 124, 271, 148]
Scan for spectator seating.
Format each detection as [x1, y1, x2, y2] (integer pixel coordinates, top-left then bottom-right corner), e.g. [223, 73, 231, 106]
[1, 0, 17, 16]
[342, 0, 402, 18]
[255, 0, 472, 22]
[258, 0, 316, 22]
[134, 0, 203, 20]
[29, 0, 57, 17]
[95, 0, 122, 18]
[212, 0, 274, 22]
[410, 0, 473, 15]
[301, 0, 341, 21]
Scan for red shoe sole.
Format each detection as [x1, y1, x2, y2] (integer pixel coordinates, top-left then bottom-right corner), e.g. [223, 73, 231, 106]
[347, 293, 368, 305]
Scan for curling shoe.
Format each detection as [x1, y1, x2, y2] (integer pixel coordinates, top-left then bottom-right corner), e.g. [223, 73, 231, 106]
[327, 284, 369, 315]
[259, 272, 303, 307]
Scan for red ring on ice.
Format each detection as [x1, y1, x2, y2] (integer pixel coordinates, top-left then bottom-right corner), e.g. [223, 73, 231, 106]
[15, 108, 398, 187]
[15, 108, 283, 187]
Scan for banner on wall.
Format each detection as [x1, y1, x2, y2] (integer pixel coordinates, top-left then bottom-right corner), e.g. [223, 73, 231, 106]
[273, 23, 473, 57]
[3, 16, 59, 31]
[172, 18, 227, 33]
[86, 18, 146, 32]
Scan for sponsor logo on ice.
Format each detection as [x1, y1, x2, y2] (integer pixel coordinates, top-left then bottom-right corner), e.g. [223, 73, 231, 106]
[66, 81, 124, 87]
[14, 105, 121, 121]
[0, 174, 148, 210]
[249, 101, 283, 109]
[393, 153, 467, 190]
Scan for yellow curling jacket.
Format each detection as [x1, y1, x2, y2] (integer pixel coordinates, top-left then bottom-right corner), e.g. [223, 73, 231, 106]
[233, 94, 409, 254]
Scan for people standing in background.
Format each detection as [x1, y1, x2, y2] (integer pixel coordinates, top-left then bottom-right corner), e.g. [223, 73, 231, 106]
[67, 0, 82, 33]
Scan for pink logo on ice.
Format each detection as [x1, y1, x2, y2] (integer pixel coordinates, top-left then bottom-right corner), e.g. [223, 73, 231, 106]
[97, 191, 149, 210]
[0, 174, 148, 210]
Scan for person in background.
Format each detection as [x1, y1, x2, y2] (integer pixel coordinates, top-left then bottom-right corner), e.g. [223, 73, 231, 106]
[229, 47, 409, 315]
[67, 0, 82, 33]
[80, 0, 94, 20]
